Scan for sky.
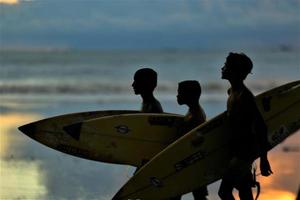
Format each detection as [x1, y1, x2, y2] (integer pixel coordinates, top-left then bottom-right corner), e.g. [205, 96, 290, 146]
[0, 0, 300, 50]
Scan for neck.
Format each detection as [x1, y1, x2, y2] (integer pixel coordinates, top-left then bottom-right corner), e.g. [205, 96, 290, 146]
[187, 102, 200, 113]
[229, 79, 244, 91]
[141, 93, 156, 102]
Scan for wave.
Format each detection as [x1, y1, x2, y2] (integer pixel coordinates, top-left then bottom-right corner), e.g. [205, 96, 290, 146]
[0, 80, 287, 95]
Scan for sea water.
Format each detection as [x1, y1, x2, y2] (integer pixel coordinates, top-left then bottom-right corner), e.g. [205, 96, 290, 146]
[0, 49, 299, 200]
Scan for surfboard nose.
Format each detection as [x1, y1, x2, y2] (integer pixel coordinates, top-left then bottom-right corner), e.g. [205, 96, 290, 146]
[18, 123, 36, 138]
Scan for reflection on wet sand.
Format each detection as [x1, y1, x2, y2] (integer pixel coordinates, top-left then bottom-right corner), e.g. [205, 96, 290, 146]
[0, 113, 299, 199]
[1, 160, 47, 199]
[0, 113, 40, 157]
[0, 113, 47, 199]
[258, 190, 295, 200]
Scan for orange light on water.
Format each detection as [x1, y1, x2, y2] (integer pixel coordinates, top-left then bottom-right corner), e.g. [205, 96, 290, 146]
[255, 130, 300, 200]
[258, 190, 295, 200]
[233, 188, 297, 200]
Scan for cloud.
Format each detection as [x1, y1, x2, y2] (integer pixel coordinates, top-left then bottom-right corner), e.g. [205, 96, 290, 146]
[0, 0, 34, 4]
[0, 0, 299, 49]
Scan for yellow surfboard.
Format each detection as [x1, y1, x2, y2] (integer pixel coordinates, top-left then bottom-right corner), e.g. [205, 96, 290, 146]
[113, 80, 300, 200]
[63, 113, 184, 166]
[19, 110, 183, 166]
[18, 110, 139, 161]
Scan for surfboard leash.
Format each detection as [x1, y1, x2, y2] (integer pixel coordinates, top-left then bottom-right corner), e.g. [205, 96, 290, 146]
[252, 165, 261, 200]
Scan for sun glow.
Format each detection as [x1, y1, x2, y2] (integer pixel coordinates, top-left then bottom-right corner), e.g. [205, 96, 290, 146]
[259, 190, 295, 200]
[256, 131, 300, 200]
[0, 113, 39, 157]
[0, 0, 19, 4]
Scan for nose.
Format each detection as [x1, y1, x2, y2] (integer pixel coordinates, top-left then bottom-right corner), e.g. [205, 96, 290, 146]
[221, 66, 226, 72]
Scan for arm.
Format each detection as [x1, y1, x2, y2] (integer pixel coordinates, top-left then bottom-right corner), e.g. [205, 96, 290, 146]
[253, 101, 273, 176]
[239, 90, 272, 176]
[260, 152, 273, 176]
[256, 119, 273, 176]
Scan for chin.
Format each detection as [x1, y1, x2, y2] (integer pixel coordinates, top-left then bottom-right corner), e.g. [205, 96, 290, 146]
[221, 74, 227, 79]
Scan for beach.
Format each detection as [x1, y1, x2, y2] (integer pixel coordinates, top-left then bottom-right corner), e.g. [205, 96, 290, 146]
[1, 49, 299, 200]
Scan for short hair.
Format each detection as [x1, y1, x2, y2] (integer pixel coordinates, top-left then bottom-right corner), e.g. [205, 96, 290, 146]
[134, 68, 157, 89]
[227, 52, 253, 80]
[178, 80, 201, 100]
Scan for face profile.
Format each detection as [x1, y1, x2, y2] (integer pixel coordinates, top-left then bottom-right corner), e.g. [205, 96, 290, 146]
[221, 52, 253, 81]
[132, 76, 143, 95]
[221, 60, 235, 80]
[176, 87, 185, 105]
[132, 68, 157, 95]
[177, 81, 201, 106]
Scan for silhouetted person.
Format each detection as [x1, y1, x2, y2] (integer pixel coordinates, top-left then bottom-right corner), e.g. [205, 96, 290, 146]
[132, 68, 163, 172]
[171, 80, 208, 200]
[218, 53, 272, 200]
[132, 68, 163, 113]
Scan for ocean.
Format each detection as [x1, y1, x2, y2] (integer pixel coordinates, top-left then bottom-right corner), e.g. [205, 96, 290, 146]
[0, 49, 299, 200]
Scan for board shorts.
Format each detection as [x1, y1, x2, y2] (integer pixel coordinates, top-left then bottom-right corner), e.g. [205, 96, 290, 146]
[221, 157, 254, 189]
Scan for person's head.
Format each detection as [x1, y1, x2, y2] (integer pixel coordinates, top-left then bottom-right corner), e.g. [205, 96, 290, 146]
[132, 68, 158, 95]
[221, 52, 253, 81]
[177, 80, 201, 105]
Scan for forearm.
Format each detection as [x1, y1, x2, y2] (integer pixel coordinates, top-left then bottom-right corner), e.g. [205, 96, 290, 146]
[259, 151, 272, 176]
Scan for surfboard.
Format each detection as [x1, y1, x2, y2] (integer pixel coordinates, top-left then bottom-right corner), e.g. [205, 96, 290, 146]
[19, 110, 183, 166]
[63, 113, 184, 166]
[18, 110, 139, 160]
[112, 80, 300, 200]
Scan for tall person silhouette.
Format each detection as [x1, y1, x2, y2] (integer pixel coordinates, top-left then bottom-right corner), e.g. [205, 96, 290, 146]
[218, 53, 272, 200]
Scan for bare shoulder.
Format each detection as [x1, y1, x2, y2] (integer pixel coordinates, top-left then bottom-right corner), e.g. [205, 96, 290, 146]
[142, 99, 163, 113]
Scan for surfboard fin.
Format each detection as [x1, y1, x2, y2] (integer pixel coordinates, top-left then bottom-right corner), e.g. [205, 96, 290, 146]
[63, 123, 82, 140]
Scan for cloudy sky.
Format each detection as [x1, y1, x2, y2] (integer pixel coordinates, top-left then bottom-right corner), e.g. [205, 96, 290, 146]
[0, 0, 300, 49]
